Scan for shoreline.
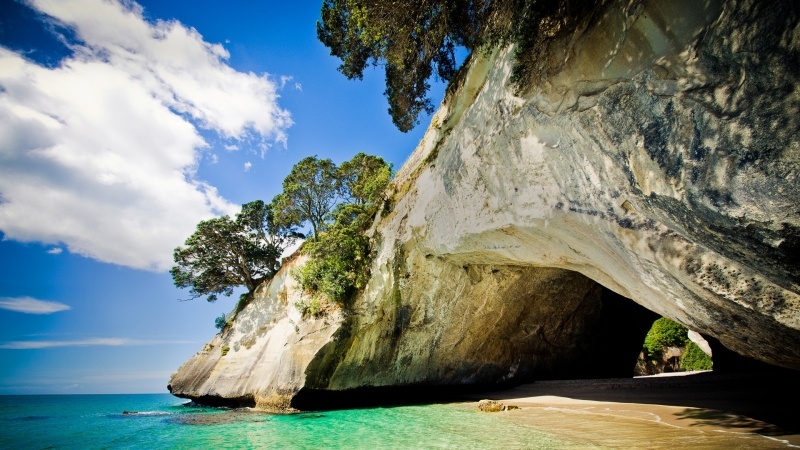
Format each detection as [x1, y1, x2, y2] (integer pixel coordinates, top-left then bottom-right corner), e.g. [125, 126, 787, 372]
[460, 371, 800, 447]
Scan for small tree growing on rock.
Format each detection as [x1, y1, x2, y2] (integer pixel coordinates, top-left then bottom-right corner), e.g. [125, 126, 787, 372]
[171, 200, 301, 303]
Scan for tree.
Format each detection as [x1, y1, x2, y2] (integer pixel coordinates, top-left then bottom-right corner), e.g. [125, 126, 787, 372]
[273, 156, 339, 239]
[296, 154, 392, 306]
[317, 0, 468, 132]
[214, 313, 228, 332]
[171, 200, 300, 302]
[337, 152, 393, 205]
[317, 0, 600, 132]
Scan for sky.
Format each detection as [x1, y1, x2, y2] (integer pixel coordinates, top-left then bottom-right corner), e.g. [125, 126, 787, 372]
[0, 0, 448, 394]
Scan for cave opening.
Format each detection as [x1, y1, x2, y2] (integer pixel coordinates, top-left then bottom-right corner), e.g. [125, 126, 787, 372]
[290, 262, 798, 414]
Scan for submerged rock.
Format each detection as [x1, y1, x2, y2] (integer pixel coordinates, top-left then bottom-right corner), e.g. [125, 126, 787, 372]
[170, 0, 800, 408]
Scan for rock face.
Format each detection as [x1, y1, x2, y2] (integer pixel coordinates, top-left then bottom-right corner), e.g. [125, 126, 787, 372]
[168, 255, 343, 410]
[170, 0, 800, 407]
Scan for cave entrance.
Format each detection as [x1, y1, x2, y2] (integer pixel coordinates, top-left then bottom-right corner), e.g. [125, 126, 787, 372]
[633, 317, 714, 376]
[549, 284, 660, 379]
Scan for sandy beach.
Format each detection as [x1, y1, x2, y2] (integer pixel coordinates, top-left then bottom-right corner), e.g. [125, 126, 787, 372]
[461, 371, 800, 448]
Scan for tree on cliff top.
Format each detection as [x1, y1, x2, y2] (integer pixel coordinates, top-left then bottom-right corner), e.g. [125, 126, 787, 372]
[337, 152, 392, 206]
[296, 153, 392, 307]
[317, 0, 602, 131]
[272, 156, 339, 240]
[170, 200, 301, 302]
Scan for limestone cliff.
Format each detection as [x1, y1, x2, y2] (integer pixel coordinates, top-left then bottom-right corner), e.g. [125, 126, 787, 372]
[168, 255, 343, 410]
[170, 0, 800, 407]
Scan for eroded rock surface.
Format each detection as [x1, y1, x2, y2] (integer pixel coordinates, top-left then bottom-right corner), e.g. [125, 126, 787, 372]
[170, 0, 800, 407]
[362, 0, 800, 370]
[167, 255, 343, 410]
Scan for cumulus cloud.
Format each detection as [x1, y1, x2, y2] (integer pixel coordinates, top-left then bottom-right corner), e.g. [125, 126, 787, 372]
[243, 161, 252, 172]
[0, 337, 194, 349]
[47, 247, 63, 254]
[0, 0, 292, 271]
[0, 296, 71, 314]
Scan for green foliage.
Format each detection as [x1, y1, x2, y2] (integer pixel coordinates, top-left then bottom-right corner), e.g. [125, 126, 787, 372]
[643, 317, 689, 359]
[295, 154, 392, 307]
[681, 341, 713, 371]
[171, 200, 301, 302]
[317, 0, 601, 131]
[220, 346, 230, 356]
[214, 313, 228, 332]
[272, 156, 338, 239]
[297, 209, 371, 304]
[317, 0, 471, 131]
[294, 296, 328, 319]
[337, 152, 392, 206]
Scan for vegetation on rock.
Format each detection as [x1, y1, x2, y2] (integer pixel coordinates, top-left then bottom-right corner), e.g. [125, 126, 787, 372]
[643, 317, 689, 359]
[171, 200, 302, 303]
[294, 153, 392, 308]
[172, 152, 392, 319]
[637, 317, 713, 375]
[214, 313, 228, 332]
[681, 341, 713, 371]
[317, 0, 604, 131]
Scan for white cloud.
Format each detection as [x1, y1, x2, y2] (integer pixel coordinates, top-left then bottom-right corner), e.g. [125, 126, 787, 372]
[0, 297, 71, 314]
[0, 0, 292, 271]
[0, 337, 194, 349]
[47, 247, 63, 254]
[244, 161, 252, 172]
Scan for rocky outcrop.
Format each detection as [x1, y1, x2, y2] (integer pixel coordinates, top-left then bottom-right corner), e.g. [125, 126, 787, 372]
[167, 255, 343, 410]
[170, 0, 800, 407]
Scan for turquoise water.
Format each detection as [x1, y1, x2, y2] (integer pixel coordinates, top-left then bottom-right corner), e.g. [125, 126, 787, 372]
[0, 394, 792, 449]
[0, 394, 562, 449]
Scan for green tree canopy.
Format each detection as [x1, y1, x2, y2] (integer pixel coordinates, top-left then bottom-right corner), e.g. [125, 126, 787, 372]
[170, 200, 300, 302]
[273, 156, 339, 239]
[337, 152, 393, 205]
[297, 153, 392, 306]
[317, 0, 598, 131]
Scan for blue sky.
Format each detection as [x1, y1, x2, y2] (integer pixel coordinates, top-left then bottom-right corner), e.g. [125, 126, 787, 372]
[0, 0, 447, 394]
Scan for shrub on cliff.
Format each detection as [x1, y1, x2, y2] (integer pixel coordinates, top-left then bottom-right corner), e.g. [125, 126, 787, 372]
[643, 317, 689, 360]
[297, 203, 375, 306]
[681, 341, 713, 371]
[214, 313, 228, 332]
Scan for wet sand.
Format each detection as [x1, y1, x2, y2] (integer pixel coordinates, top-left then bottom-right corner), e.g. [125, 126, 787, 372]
[461, 371, 800, 448]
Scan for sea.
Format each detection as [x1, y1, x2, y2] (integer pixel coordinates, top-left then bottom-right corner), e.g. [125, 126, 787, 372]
[0, 393, 794, 449]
